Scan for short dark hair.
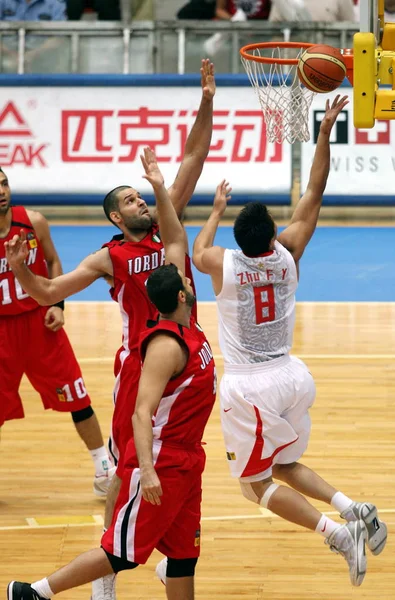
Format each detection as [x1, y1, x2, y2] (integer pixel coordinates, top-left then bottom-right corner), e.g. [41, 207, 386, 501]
[233, 202, 275, 256]
[147, 263, 184, 314]
[103, 185, 130, 226]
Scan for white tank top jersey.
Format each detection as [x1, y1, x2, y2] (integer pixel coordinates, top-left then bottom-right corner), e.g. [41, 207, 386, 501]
[216, 241, 298, 365]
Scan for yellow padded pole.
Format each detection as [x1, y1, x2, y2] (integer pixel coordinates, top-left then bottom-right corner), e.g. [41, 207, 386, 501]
[353, 32, 377, 128]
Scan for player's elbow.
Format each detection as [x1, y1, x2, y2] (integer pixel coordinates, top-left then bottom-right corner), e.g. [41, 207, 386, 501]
[192, 252, 208, 274]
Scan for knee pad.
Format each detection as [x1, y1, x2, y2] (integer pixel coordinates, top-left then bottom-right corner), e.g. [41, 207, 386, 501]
[167, 557, 198, 578]
[239, 481, 260, 504]
[260, 483, 279, 509]
[102, 548, 139, 573]
[71, 405, 94, 423]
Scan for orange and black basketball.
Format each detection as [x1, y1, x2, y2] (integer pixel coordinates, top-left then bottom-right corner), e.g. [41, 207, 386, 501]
[297, 45, 346, 93]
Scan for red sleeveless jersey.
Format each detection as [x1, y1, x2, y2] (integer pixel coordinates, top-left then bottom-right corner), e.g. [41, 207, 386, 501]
[103, 223, 197, 354]
[139, 317, 216, 446]
[0, 206, 48, 316]
[227, 0, 271, 19]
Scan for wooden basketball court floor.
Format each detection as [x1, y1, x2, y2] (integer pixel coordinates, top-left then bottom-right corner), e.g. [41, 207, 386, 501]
[2, 301, 395, 600]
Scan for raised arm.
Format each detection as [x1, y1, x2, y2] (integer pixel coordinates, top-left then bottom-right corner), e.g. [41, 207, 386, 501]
[166, 59, 215, 217]
[193, 180, 231, 294]
[132, 334, 187, 506]
[5, 230, 112, 305]
[141, 146, 187, 273]
[278, 95, 349, 263]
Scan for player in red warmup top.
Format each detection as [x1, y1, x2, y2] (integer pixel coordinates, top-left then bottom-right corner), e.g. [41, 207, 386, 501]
[0, 168, 114, 497]
[6, 149, 216, 600]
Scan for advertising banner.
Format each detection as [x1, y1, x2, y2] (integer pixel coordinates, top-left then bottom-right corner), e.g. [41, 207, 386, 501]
[0, 86, 291, 196]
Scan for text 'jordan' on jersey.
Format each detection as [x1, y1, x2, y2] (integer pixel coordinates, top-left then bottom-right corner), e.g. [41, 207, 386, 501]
[137, 317, 217, 447]
[102, 223, 197, 355]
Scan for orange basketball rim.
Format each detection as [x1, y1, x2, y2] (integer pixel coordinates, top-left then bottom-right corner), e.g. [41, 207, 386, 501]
[240, 42, 354, 84]
[239, 42, 354, 143]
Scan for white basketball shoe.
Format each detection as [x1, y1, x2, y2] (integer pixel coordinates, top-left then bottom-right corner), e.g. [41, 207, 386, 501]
[325, 520, 367, 586]
[340, 502, 387, 555]
[91, 574, 116, 600]
[93, 465, 117, 497]
[155, 558, 167, 585]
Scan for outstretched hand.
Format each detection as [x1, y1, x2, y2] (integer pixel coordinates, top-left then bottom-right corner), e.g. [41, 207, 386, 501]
[201, 58, 216, 101]
[213, 180, 232, 217]
[140, 146, 164, 189]
[320, 94, 349, 135]
[4, 229, 29, 269]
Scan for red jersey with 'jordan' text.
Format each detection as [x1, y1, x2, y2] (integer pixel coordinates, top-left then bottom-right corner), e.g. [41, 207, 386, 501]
[139, 317, 216, 446]
[0, 206, 48, 316]
[103, 223, 197, 354]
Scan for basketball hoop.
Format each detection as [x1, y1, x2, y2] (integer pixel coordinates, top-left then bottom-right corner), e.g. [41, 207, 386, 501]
[240, 42, 316, 144]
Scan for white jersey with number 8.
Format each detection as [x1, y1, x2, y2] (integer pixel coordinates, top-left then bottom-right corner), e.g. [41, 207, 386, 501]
[216, 241, 298, 365]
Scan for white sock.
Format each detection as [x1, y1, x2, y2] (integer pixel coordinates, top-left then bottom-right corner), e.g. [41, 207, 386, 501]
[315, 514, 340, 539]
[90, 446, 112, 476]
[31, 578, 54, 599]
[331, 491, 353, 514]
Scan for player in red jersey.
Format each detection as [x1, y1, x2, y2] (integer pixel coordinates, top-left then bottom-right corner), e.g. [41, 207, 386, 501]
[5, 62, 215, 593]
[0, 169, 114, 496]
[6, 149, 216, 600]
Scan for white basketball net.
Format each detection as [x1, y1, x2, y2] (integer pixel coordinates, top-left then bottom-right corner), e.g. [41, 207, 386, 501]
[241, 47, 316, 144]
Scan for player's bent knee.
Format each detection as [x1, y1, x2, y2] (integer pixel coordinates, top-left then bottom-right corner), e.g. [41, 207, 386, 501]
[71, 405, 94, 423]
[167, 557, 198, 578]
[273, 462, 297, 477]
[102, 548, 139, 573]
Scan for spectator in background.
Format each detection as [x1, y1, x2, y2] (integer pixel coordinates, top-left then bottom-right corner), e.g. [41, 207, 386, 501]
[0, 0, 68, 73]
[269, 0, 356, 22]
[215, 0, 271, 20]
[0, 0, 67, 20]
[204, 0, 271, 56]
[177, 0, 216, 20]
[66, 0, 120, 20]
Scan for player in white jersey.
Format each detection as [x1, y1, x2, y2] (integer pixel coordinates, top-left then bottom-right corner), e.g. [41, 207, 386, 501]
[193, 95, 387, 587]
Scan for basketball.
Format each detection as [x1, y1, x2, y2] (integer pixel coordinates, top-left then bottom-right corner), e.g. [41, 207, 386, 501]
[297, 45, 346, 93]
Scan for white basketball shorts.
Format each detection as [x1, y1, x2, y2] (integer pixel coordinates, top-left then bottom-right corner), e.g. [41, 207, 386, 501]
[220, 355, 316, 482]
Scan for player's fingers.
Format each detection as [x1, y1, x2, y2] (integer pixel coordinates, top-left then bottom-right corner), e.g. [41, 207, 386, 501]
[20, 229, 27, 242]
[142, 489, 151, 503]
[152, 489, 162, 505]
[149, 491, 160, 505]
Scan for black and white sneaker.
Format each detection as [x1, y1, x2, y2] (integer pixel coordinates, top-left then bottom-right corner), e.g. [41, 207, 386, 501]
[325, 520, 367, 587]
[7, 582, 47, 600]
[341, 502, 387, 556]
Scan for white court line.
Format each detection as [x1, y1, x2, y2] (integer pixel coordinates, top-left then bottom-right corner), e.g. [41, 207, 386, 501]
[70, 301, 395, 306]
[1, 509, 395, 531]
[78, 354, 395, 365]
